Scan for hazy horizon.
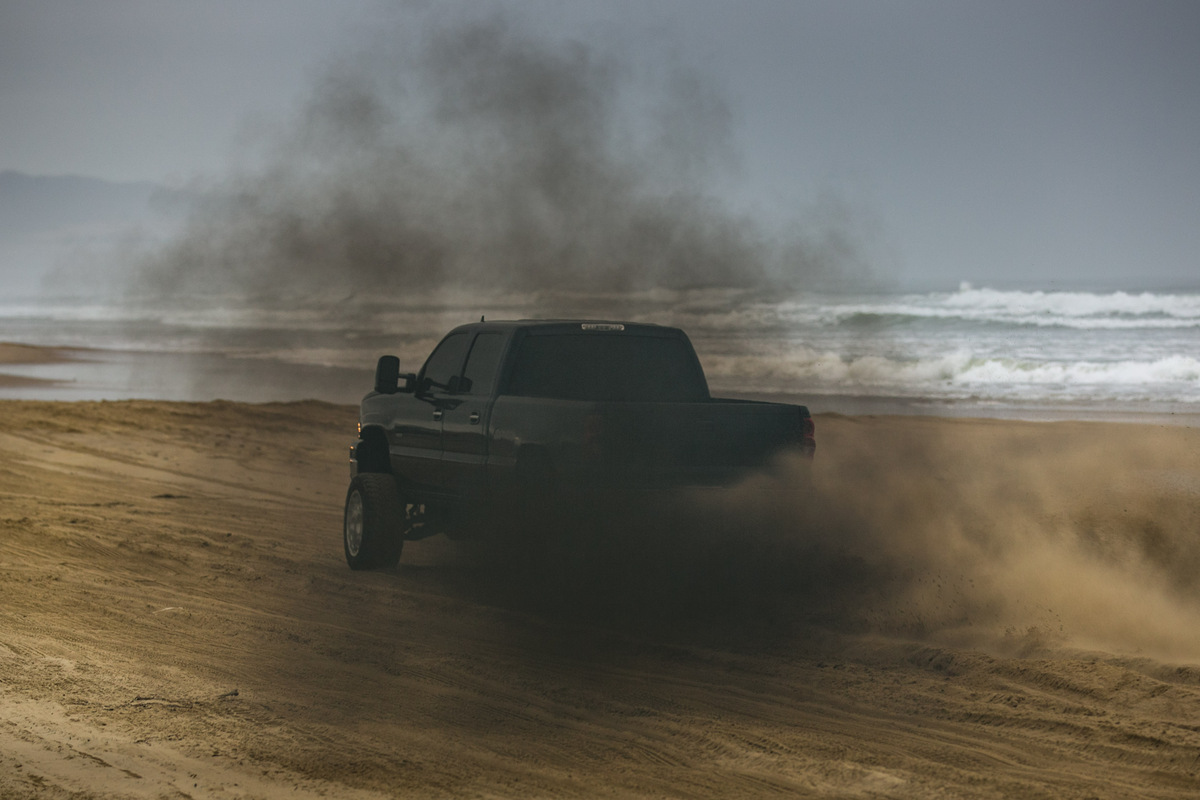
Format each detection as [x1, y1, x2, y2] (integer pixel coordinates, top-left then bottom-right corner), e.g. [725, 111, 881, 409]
[2, 2, 1198, 297]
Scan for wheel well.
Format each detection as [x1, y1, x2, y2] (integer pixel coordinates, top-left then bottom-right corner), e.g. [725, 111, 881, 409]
[356, 426, 391, 473]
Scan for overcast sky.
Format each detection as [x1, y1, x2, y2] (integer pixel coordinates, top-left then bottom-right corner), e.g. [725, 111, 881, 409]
[2, 0, 1197, 291]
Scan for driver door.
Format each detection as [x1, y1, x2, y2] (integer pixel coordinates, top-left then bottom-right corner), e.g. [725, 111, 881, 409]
[392, 331, 470, 492]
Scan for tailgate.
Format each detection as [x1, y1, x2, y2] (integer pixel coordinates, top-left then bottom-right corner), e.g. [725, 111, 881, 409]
[591, 400, 812, 486]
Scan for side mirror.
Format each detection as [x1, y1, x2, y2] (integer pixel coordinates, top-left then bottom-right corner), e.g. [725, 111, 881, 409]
[374, 356, 400, 394]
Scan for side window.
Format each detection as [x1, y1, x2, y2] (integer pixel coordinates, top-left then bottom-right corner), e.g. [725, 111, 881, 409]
[421, 333, 471, 391]
[461, 333, 506, 396]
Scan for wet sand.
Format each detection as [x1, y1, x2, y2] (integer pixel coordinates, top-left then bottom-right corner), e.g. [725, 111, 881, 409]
[1, 399, 1198, 798]
[0, 343, 78, 364]
[0, 343, 78, 389]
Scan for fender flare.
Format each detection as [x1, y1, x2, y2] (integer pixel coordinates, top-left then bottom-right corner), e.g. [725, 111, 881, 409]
[354, 425, 391, 474]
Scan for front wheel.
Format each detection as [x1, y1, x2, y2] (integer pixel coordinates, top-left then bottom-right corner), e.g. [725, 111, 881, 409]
[343, 474, 405, 570]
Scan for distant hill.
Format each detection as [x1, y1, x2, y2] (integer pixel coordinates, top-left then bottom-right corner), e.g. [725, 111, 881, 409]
[0, 171, 162, 236]
[0, 171, 189, 296]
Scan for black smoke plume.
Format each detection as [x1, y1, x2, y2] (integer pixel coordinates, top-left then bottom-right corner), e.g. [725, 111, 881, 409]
[134, 16, 868, 307]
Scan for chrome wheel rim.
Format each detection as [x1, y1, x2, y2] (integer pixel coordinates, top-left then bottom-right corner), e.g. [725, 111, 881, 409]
[345, 489, 364, 557]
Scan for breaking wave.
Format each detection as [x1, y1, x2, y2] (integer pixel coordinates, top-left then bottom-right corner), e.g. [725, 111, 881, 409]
[3, 284, 1198, 407]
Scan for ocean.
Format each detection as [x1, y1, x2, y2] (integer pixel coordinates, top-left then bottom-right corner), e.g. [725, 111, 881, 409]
[1, 285, 1197, 421]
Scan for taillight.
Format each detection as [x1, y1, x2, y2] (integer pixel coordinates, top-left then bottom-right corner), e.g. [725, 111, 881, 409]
[800, 412, 816, 457]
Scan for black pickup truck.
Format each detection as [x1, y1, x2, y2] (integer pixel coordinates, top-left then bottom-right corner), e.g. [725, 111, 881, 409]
[343, 320, 815, 569]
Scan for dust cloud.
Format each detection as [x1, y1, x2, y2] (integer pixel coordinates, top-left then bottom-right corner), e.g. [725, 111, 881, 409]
[132, 15, 870, 311]
[752, 421, 1200, 661]
[466, 418, 1200, 662]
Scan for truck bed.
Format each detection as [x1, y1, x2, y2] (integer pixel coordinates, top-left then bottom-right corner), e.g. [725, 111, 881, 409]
[486, 394, 813, 492]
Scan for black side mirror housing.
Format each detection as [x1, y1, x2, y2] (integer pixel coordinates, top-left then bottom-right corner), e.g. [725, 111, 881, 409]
[374, 356, 412, 394]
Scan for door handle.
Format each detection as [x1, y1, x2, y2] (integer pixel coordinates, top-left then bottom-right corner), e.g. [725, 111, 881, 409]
[432, 410, 443, 421]
[469, 412, 480, 425]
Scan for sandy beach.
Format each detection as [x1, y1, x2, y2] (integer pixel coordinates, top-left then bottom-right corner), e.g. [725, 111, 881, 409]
[5, 3, 1198, 793]
[1, 394, 1198, 799]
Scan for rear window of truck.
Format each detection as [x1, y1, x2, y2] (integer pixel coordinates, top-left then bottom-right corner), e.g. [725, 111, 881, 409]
[504, 333, 709, 402]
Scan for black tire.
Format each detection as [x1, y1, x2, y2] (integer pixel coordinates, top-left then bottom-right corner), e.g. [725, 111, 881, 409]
[343, 473, 405, 570]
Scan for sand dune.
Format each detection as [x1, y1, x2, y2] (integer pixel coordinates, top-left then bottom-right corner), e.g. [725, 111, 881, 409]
[0, 400, 1198, 798]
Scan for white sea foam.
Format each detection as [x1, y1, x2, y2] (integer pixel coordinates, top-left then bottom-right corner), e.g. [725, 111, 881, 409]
[824, 287, 1200, 330]
[3, 286, 1198, 407]
[702, 347, 1200, 404]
